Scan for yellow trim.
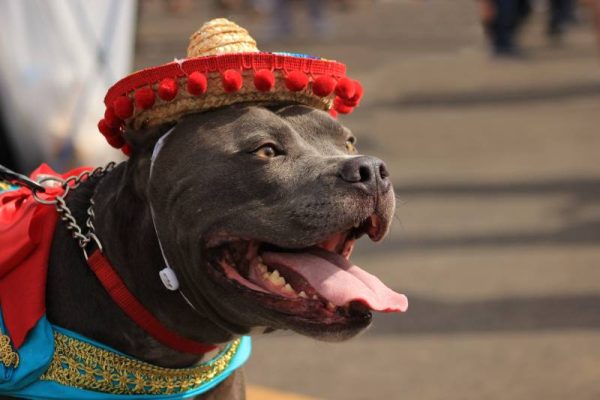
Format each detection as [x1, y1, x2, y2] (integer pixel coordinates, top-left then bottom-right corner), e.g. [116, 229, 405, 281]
[0, 330, 19, 368]
[0, 182, 15, 192]
[39, 331, 240, 395]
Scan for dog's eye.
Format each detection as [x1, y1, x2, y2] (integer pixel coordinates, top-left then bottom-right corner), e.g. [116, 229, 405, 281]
[254, 144, 279, 159]
[345, 137, 357, 153]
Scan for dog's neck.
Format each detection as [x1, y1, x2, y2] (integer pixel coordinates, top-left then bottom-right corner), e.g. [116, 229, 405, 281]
[46, 162, 234, 368]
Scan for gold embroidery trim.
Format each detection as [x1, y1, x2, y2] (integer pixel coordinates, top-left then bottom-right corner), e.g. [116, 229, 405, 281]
[40, 331, 240, 395]
[0, 330, 19, 368]
[0, 182, 14, 192]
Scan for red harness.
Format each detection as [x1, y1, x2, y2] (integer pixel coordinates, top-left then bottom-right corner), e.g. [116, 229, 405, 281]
[0, 164, 216, 354]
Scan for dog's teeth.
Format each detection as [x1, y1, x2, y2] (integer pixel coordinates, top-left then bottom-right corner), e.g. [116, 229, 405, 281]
[257, 263, 268, 273]
[282, 283, 296, 294]
[312, 295, 319, 300]
[299, 291, 308, 299]
[326, 302, 336, 311]
[269, 269, 285, 286]
[354, 222, 360, 228]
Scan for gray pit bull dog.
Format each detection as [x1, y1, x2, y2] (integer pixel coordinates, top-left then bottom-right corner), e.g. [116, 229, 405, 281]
[0, 19, 408, 400]
[44, 104, 404, 399]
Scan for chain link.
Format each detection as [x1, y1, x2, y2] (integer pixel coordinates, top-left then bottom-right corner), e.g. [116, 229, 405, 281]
[32, 162, 116, 257]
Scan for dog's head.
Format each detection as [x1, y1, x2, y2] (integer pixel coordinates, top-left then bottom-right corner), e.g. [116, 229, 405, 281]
[134, 104, 406, 341]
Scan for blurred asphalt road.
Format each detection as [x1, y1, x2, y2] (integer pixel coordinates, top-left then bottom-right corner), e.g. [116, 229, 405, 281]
[136, 1, 600, 399]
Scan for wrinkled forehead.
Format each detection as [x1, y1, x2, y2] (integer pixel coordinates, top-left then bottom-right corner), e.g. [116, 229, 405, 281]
[274, 104, 350, 142]
[163, 104, 351, 155]
[225, 104, 349, 138]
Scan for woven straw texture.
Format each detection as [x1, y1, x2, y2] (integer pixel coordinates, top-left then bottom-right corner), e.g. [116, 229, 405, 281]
[187, 18, 259, 57]
[132, 70, 332, 129]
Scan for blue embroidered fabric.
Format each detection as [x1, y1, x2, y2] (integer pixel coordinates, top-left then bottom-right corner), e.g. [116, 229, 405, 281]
[0, 311, 251, 399]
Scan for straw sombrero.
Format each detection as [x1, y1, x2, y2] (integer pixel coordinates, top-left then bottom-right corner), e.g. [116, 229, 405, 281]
[98, 18, 364, 155]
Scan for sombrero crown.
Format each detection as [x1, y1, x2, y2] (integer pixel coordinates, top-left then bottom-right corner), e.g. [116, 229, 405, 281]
[98, 18, 363, 155]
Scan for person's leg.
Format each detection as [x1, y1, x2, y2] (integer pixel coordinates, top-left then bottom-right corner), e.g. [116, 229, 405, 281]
[558, 0, 572, 23]
[565, 0, 578, 23]
[516, 0, 532, 29]
[491, 0, 520, 54]
[548, 0, 569, 38]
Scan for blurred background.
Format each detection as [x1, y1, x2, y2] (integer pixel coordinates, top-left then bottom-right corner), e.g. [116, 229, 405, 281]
[2, 0, 599, 399]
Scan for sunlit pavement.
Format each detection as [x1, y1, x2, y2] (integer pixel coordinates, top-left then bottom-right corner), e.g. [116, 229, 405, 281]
[248, 385, 317, 400]
[136, 1, 600, 399]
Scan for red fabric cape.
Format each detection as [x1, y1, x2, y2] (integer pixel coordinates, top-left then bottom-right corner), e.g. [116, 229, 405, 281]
[0, 164, 91, 348]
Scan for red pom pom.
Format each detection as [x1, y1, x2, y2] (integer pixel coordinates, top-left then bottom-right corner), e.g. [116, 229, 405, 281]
[135, 87, 156, 110]
[285, 71, 308, 92]
[106, 133, 125, 149]
[312, 75, 336, 97]
[113, 96, 134, 119]
[335, 77, 356, 100]
[187, 72, 208, 95]
[334, 97, 354, 114]
[342, 97, 360, 107]
[329, 109, 338, 119]
[353, 80, 364, 100]
[98, 119, 113, 137]
[121, 144, 133, 156]
[222, 70, 243, 93]
[254, 69, 275, 92]
[103, 108, 121, 129]
[343, 80, 364, 107]
[158, 78, 178, 101]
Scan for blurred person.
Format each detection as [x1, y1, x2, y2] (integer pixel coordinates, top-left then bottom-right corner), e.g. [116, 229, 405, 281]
[213, 0, 273, 16]
[271, 0, 331, 39]
[480, 0, 532, 57]
[164, 0, 193, 15]
[566, 0, 579, 22]
[548, 0, 575, 39]
[0, 0, 136, 173]
[587, 0, 600, 48]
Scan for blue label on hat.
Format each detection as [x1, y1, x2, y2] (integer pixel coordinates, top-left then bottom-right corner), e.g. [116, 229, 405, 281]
[272, 52, 321, 59]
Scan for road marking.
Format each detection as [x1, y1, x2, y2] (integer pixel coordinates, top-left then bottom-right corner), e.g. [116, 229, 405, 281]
[247, 385, 318, 400]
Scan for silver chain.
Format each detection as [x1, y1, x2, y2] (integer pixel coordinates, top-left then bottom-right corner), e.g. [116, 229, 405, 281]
[32, 162, 116, 259]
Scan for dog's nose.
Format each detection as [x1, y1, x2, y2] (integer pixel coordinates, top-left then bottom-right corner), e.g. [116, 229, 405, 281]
[338, 156, 391, 194]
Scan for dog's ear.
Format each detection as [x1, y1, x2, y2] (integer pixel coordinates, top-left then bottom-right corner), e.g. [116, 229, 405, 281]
[123, 122, 176, 157]
[119, 122, 175, 199]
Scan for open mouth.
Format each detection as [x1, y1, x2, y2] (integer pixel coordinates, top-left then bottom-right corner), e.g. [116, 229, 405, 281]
[205, 214, 408, 324]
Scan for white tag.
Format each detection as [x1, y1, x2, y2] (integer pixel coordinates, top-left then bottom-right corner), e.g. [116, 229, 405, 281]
[159, 267, 180, 291]
[150, 126, 176, 176]
[150, 126, 179, 292]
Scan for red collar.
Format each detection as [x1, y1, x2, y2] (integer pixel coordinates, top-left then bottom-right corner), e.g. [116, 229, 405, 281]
[0, 164, 216, 354]
[87, 250, 216, 354]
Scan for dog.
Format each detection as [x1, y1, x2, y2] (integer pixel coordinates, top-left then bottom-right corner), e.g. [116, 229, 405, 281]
[0, 103, 396, 400]
[0, 17, 408, 400]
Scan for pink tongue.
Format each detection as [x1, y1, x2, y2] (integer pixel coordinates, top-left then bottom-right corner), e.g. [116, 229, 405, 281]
[262, 250, 408, 313]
